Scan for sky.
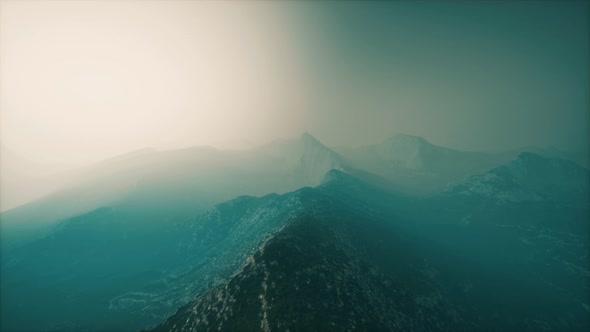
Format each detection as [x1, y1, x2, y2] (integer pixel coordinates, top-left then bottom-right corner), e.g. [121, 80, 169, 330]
[1, 0, 588, 166]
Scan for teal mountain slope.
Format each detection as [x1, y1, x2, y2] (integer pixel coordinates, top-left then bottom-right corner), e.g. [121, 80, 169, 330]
[147, 169, 589, 332]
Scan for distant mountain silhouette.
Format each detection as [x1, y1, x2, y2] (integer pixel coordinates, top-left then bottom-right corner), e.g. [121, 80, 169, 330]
[0, 133, 345, 251]
[335, 134, 507, 193]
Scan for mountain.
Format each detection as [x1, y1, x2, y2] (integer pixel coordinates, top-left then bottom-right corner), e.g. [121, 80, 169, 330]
[412, 152, 590, 243]
[335, 134, 508, 193]
[0, 133, 345, 251]
[254, 132, 347, 187]
[0, 134, 351, 331]
[148, 169, 589, 332]
[0, 191, 306, 331]
[2, 137, 588, 332]
[445, 152, 590, 205]
[503, 145, 589, 168]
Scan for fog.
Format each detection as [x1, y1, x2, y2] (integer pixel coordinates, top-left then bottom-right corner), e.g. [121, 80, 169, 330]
[1, 2, 589, 330]
[1, 0, 588, 166]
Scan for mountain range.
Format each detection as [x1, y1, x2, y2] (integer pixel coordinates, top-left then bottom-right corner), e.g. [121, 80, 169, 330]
[1, 133, 588, 332]
[148, 169, 589, 331]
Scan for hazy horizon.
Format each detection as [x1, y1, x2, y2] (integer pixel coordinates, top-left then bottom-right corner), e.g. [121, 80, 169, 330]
[1, 0, 588, 166]
[1, 129, 584, 171]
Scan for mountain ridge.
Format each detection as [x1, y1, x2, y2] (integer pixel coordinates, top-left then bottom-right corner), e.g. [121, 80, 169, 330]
[146, 168, 589, 332]
[446, 152, 590, 204]
[2, 134, 588, 332]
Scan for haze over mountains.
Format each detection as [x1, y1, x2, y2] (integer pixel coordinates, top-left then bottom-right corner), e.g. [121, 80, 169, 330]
[1, 132, 588, 332]
[2, 132, 582, 219]
[1, 133, 340, 248]
[2, 0, 588, 330]
[0, 146, 79, 212]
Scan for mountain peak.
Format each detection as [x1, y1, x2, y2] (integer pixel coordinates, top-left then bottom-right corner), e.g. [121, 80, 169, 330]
[294, 133, 347, 186]
[447, 150, 589, 204]
[371, 134, 434, 169]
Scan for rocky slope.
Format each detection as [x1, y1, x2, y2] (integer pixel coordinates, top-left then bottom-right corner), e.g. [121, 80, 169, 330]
[2, 140, 588, 332]
[148, 169, 589, 332]
[446, 152, 589, 205]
